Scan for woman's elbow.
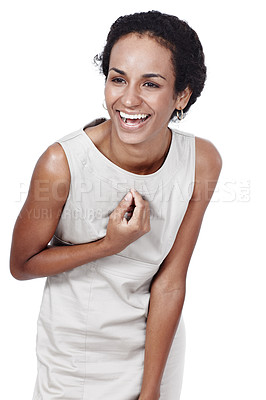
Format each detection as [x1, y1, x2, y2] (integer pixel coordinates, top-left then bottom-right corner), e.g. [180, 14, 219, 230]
[10, 255, 31, 281]
[10, 262, 25, 280]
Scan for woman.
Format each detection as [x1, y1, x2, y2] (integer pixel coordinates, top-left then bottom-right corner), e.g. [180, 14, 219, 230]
[10, 10, 222, 400]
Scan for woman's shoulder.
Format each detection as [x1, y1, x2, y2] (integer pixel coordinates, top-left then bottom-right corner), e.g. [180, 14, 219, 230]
[195, 135, 222, 177]
[32, 142, 70, 186]
[171, 127, 222, 197]
[190, 135, 222, 204]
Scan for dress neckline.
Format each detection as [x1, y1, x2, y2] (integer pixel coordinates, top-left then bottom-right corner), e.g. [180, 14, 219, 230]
[81, 120, 175, 179]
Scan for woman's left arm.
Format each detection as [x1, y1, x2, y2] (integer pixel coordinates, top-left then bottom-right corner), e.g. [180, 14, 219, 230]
[138, 137, 223, 400]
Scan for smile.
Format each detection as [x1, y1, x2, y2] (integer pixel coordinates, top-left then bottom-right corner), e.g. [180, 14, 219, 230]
[120, 111, 150, 121]
[118, 111, 151, 128]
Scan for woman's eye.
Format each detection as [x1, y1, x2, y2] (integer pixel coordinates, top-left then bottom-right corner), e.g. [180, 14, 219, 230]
[144, 82, 159, 88]
[111, 77, 126, 84]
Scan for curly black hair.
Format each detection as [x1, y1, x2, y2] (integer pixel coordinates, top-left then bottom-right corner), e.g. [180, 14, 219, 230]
[94, 10, 207, 119]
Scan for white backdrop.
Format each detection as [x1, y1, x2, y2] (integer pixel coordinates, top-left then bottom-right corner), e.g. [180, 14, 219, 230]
[1, 0, 265, 399]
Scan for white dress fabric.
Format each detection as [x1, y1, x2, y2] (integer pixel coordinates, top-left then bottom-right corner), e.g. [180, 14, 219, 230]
[32, 119, 195, 400]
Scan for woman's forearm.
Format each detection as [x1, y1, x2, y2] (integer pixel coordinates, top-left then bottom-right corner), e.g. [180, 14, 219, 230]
[139, 286, 186, 400]
[11, 188, 150, 281]
[11, 237, 111, 280]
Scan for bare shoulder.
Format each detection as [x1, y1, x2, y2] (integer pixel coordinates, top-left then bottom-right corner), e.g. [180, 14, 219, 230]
[25, 141, 71, 205]
[195, 136, 222, 180]
[193, 136, 223, 204]
[33, 142, 70, 182]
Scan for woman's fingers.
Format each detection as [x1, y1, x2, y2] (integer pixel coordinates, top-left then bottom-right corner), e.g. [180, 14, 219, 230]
[109, 191, 134, 223]
[104, 189, 150, 254]
[129, 189, 150, 232]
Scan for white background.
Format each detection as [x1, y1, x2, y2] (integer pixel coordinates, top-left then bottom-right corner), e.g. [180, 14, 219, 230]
[1, 0, 265, 399]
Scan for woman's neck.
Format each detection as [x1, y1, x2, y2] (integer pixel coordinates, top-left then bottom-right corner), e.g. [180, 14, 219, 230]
[107, 125, 172, 175]
[84, 119, 172, 175]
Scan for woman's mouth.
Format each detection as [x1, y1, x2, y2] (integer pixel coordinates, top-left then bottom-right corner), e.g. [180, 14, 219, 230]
[118, 111, 151, 128]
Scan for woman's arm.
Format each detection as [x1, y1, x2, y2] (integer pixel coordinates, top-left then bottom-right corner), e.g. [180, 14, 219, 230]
[138, 137, 223, 400]
[10, 144, 150, 280]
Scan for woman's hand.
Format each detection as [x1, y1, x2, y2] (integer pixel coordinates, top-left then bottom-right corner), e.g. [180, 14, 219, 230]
[103, 188, 150, 255]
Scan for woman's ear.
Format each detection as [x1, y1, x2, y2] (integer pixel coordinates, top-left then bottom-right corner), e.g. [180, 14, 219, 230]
[174, 86, 193, 111]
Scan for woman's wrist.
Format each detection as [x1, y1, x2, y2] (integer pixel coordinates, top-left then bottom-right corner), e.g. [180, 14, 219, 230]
[138, 394, 160, 400]
[138, 388, 160, 400]
[98, 236, 118, 257]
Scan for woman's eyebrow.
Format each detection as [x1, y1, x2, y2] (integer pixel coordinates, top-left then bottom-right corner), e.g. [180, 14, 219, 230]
[109, 68, 166, 81]
[142, 73, 166, 80]
[109, 67, 126, 75]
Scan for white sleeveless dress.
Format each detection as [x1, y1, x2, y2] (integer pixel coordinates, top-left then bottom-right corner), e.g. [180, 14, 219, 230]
[33, 119, 195, 400]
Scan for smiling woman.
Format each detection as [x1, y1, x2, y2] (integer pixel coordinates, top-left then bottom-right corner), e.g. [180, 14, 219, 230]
[10, 10, 222, 400]
[104, 34, 182, 150]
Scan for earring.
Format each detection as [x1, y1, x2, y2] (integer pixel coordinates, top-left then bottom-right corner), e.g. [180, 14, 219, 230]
[177, 108, 183, 121]
[102, 100, 107, 110]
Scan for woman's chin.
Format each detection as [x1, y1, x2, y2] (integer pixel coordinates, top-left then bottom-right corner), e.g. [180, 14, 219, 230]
[111, 111, 152, 144]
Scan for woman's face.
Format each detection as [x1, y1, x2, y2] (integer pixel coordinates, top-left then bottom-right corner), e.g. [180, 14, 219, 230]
[105, 33, 180, 145]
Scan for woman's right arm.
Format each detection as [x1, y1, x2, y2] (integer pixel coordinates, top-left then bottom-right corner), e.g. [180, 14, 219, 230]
[10, 143, 150, 280]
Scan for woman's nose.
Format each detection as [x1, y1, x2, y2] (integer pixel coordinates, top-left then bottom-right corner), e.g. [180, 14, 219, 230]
[121, 84, 142, 108]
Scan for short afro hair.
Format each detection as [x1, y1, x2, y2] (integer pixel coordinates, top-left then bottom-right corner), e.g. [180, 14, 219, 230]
[94, 10, 207, 119]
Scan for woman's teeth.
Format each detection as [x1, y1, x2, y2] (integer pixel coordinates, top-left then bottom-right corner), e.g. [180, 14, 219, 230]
[119, 111, 149, 123]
